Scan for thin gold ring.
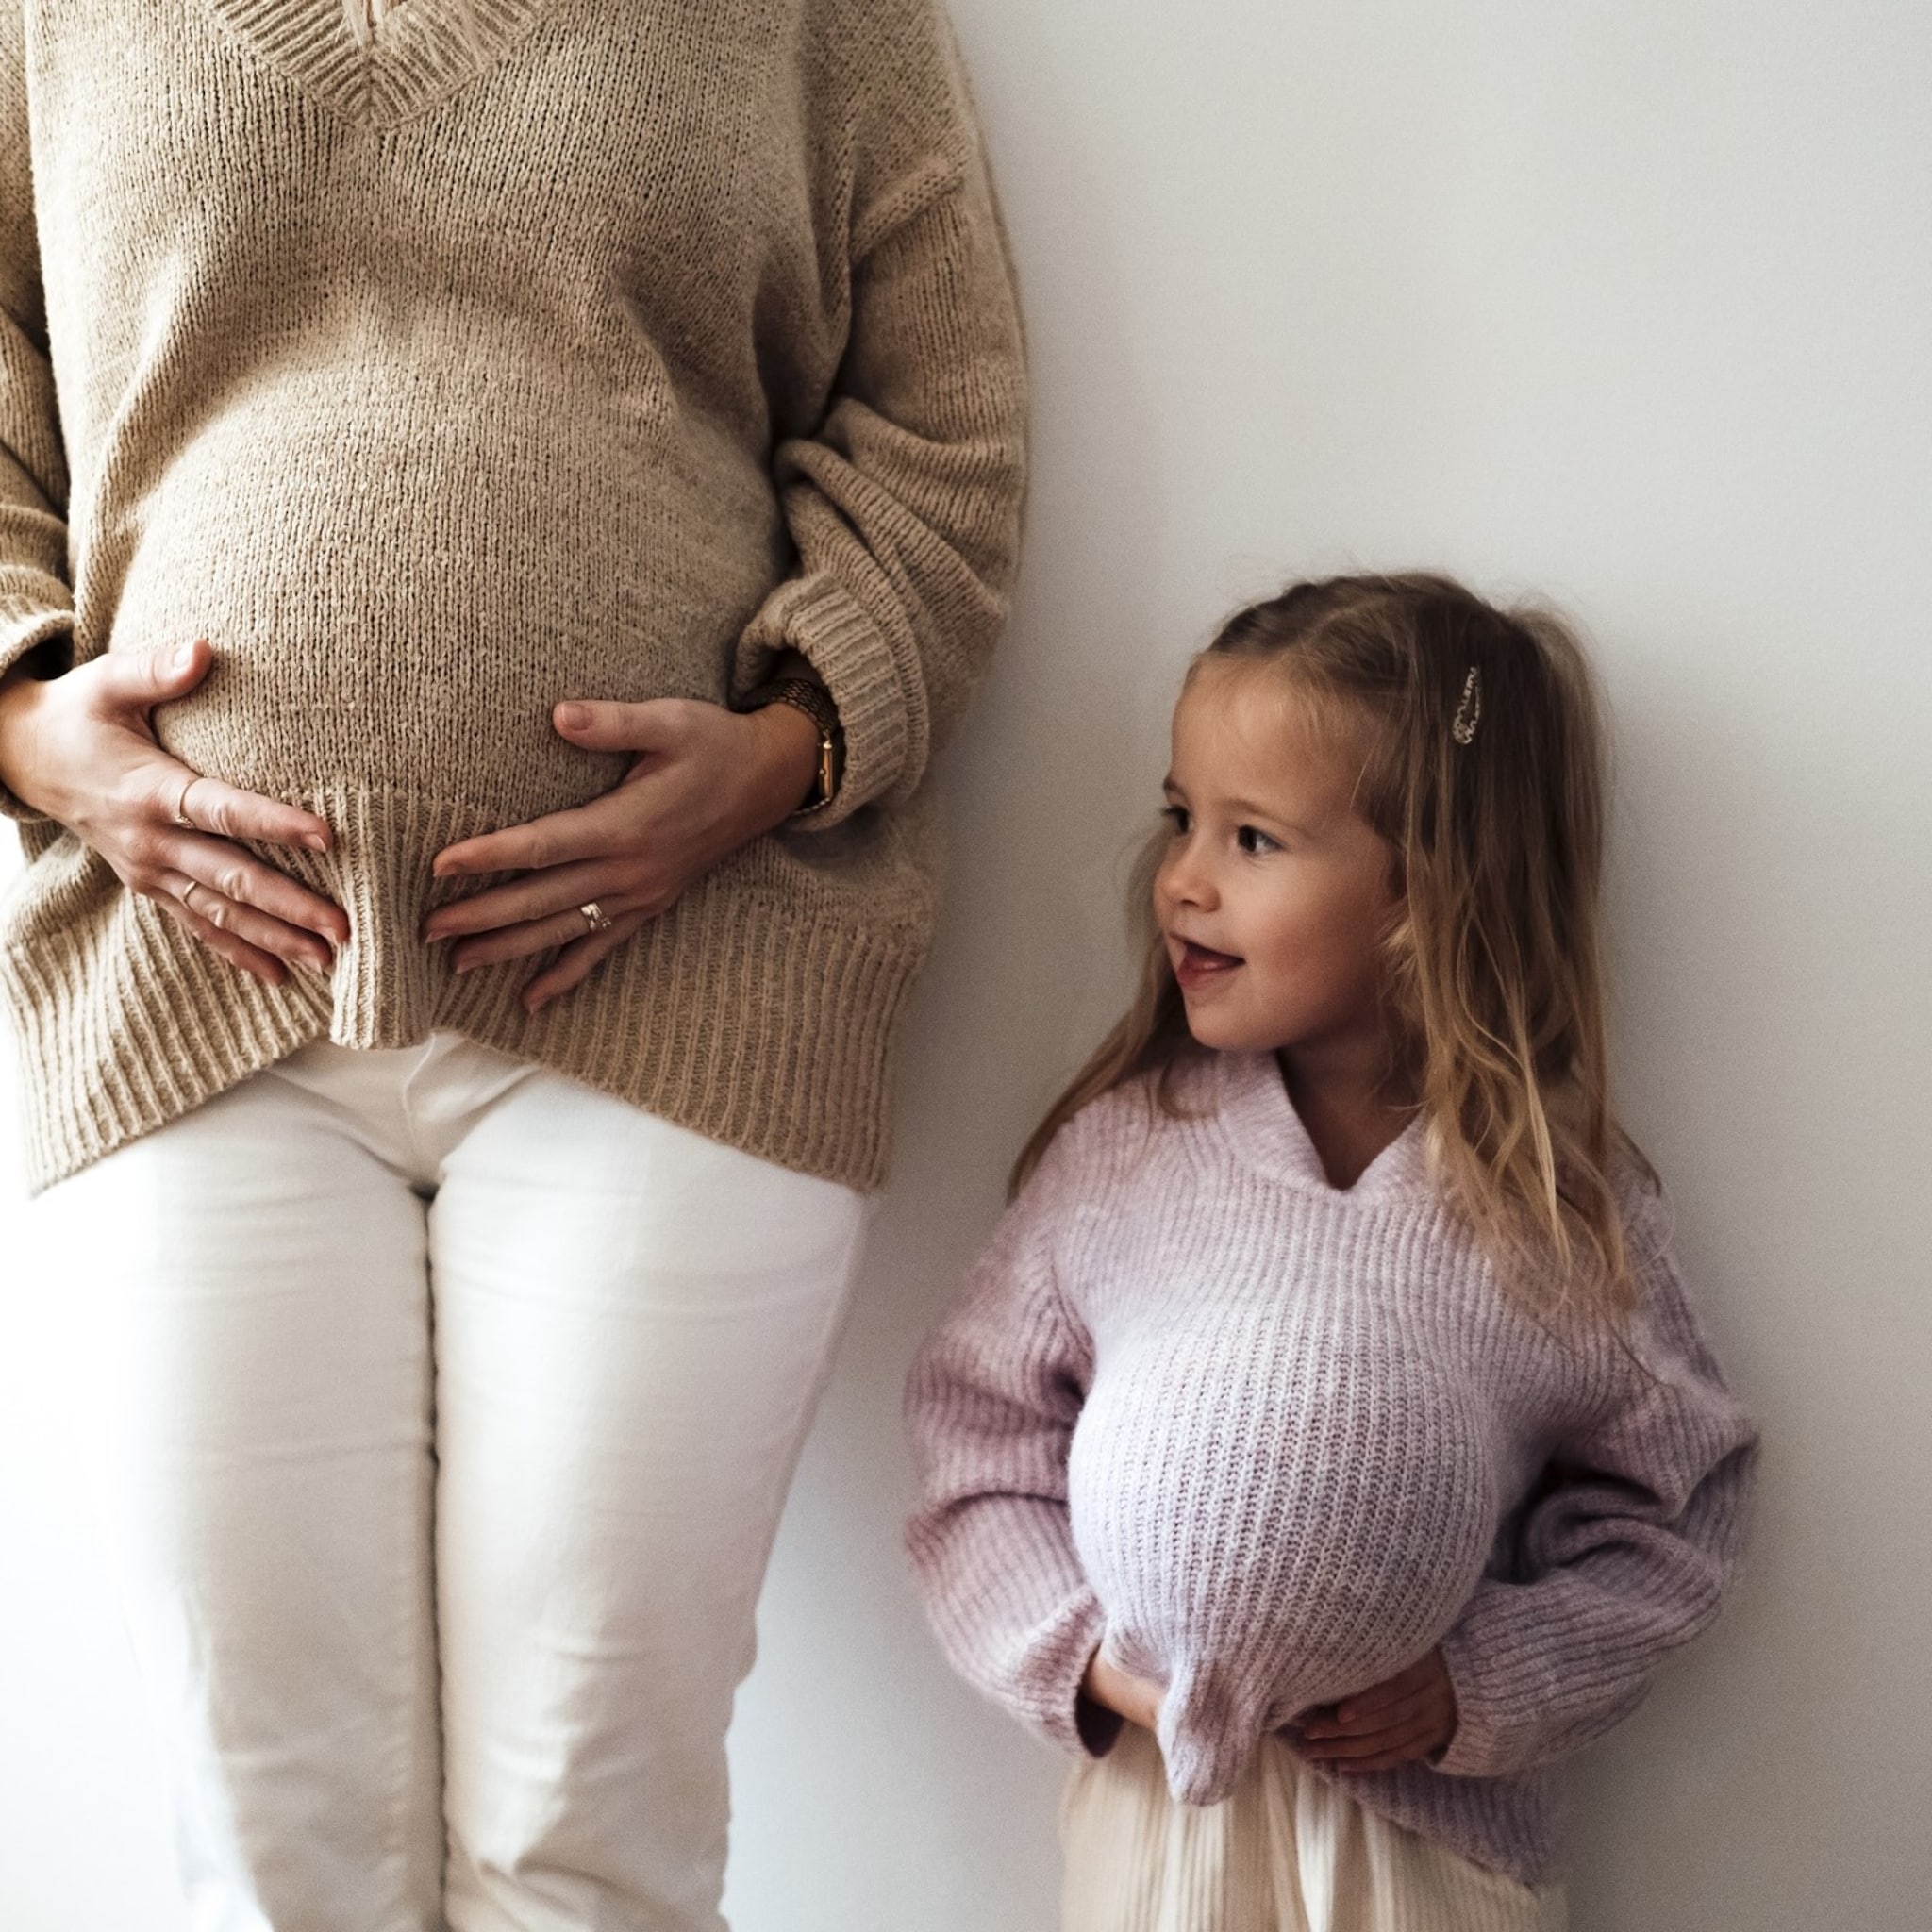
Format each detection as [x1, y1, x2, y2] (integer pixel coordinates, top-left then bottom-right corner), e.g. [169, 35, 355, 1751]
[173, 774, 200, 829]
[578, 900, 612, 934]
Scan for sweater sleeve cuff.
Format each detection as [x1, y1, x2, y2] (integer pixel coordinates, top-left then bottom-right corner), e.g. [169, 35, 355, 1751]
[0, 594, 74, 826]
[1045, 1592, 1121, 1759]
[734, 575, 913, 831]
[1431, 1584, 1539, 1779]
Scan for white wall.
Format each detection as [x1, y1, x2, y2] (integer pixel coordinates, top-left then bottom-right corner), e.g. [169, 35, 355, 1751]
[3, 3, 1928, 1925]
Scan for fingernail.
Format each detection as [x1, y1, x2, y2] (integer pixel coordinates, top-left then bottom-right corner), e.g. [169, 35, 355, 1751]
[558, 702, 590, 729]
[171, 640, 197, 671]
[303, 831, 328, 854]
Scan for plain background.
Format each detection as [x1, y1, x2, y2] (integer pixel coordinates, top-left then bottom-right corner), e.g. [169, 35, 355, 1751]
[3, 2, 1928, 1926]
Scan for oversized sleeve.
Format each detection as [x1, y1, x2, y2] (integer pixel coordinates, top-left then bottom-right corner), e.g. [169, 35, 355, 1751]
[903, 1127, 1119, 1759]
[732, 0, 1026, 829]
[0, 0, 74, 825]
[1432, 1208, 1761, 1779]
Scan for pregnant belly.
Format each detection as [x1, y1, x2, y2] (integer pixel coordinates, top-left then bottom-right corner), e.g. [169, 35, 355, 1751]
[94, 360, 780, 829]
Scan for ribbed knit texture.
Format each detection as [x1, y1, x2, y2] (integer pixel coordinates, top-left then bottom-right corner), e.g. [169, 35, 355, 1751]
[904, 1051, 1759, 1885]
[0, 0, 1025, 1193]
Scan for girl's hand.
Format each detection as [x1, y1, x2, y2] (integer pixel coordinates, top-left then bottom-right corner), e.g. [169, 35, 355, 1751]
[1290, 1647, 1459, 1774]
[423, 692, 821, 1013]
[1081, 1643, 1166, 1732]
[0, 639, 348, 986]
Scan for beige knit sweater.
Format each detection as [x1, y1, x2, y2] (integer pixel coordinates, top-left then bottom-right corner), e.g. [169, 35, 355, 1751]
[0, 0, 1025, 1193]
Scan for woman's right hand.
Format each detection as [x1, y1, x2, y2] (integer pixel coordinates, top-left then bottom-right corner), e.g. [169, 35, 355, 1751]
[0, 636, 349, 986]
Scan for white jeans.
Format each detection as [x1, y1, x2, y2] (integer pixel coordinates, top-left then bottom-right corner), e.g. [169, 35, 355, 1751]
[35, 1032, 869, 1932]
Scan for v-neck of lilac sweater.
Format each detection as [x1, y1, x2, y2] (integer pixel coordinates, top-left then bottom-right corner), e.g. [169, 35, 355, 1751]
[905, 1050, 1758, 1884]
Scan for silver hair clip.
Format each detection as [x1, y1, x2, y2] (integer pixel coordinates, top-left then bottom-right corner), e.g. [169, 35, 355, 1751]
[1451, 665, 1482, 745]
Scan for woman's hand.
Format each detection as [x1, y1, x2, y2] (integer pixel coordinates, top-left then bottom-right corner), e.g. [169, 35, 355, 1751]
[1080, 1643, 1166, 1733]
[1290, 1647, 1459, 1773]
[424, 691, 821, 1013]
[0, 638, 348, 986]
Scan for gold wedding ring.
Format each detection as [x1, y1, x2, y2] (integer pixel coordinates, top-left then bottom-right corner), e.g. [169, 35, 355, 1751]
[579, 901, 612, 934]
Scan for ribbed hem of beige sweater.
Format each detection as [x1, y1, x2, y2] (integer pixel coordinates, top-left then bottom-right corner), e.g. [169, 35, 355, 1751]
[1, 784, 925, 1195]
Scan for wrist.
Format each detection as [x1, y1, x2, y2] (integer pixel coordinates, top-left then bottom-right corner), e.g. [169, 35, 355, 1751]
[739, 673, 842, 819]
[1082, 1641, 1159, 1730]
[0, 661, 51, 814]
[741, 698, 823, 825]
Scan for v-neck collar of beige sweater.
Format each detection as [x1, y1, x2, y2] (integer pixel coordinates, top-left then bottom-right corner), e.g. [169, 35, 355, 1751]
[207, 0, 553, 125]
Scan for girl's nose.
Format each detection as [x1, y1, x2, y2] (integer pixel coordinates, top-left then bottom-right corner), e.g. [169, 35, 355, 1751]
[1158, 844, 1216, 913]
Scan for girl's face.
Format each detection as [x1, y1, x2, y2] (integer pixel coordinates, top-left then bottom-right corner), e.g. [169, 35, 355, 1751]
[1154, 658, 1402, 1063]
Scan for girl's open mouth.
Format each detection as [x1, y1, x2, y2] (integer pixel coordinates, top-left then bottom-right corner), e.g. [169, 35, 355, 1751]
[1174, 940, 1242, 990]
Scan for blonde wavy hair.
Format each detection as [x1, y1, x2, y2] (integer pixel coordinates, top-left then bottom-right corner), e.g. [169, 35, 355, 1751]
[1013, 572, 1653, 1322]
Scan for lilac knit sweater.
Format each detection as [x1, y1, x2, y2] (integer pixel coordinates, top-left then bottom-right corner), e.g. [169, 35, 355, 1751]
[904, 1050, 1758, 1883]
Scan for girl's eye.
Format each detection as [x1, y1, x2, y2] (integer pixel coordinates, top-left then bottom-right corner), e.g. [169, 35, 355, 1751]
[1236, 824, 1279, 856]
[1160, 804, 1191, 835]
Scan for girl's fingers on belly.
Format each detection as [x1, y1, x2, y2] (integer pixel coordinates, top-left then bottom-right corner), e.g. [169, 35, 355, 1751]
[1302, 1690, 1427, 1740]
[1302, 1716, 1440, 1770]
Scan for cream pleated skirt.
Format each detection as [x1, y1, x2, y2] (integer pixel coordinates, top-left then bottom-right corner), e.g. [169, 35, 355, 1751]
[1060, 1727, 1567, 1932]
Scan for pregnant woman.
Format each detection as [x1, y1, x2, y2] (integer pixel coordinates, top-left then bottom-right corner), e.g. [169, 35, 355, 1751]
[0, 0, 1024, 1925]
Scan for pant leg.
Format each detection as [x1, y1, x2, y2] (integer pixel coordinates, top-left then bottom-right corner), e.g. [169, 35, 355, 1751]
[32, 1058, 442, 1932]
[1060, 1724, 1304, 1932]
[426, 1064, 868, 1932]
[1060, 1729, 1564, 1932]
[1285, 1743, 1567, 1932]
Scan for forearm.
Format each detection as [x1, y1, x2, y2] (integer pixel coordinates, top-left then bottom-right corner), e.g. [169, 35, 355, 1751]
[0, 641, 54, 816]
[1433, 1574, 1678, 1775]
[0, 625, 74, 821]
[907, 1496, 1112, 1757]
[1429, 1204, 1760, 1780]
[735, 126, 1026, 828]
[1079, 1641, 1159, 1747]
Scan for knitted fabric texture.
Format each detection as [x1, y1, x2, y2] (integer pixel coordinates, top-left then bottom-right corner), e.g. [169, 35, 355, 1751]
[0, 0, 1025, 1193]
[904, 1051, 1759, 1885]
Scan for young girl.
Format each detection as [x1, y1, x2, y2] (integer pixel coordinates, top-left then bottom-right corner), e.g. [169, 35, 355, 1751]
[904, 573, 1759, 1932]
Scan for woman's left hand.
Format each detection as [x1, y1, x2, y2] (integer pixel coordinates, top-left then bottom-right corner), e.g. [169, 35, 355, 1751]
[1289, 1647, 1459, 1773]
[424, 694, 821, 1013]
